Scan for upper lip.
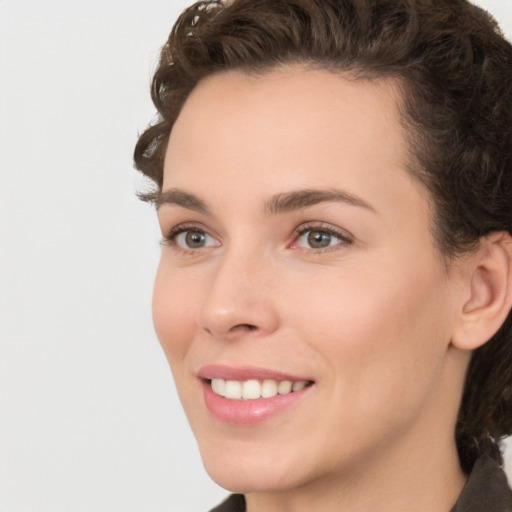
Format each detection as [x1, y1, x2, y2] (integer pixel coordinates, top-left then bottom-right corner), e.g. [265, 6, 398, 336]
[197, 364, 313, 382]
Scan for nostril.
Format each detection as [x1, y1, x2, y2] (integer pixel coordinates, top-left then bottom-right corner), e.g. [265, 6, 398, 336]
[231, 323, 257, 333]
[202, 323, 258, 340]
[229, 324, 258, 334]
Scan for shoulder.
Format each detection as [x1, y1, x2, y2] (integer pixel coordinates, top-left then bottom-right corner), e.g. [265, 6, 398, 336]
[208, 457, 512, 512]
[451, 456, 512, 512]
[209, 494, 246, 512]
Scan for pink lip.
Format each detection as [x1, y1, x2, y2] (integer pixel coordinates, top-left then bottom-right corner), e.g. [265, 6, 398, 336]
[198, 364, 312, 382]
[198, 365, 314, 426]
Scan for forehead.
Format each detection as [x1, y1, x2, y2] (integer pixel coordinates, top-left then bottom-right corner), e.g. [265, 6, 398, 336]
[162, 66, 425, 220]
[166, 67, 404, 172]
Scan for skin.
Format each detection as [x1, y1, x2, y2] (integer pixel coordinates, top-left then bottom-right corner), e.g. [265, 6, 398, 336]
[153, 67, 474, 512]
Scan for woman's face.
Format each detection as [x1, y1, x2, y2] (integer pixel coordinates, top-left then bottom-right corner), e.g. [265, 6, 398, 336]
[153, 68, 466, 493]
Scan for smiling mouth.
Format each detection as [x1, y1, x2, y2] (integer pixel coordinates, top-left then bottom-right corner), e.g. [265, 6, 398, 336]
[207, 378, 314, 400]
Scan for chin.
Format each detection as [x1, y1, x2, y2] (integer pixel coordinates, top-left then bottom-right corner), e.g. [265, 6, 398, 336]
[198, 438, 306, 493]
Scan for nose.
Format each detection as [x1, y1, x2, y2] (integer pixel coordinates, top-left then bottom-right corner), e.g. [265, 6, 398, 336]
[198, 248, 280, 342]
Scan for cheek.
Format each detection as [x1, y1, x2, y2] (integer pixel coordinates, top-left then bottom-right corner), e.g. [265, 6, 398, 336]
[152, 262, 198, 368]
[286, 257, 453, 415]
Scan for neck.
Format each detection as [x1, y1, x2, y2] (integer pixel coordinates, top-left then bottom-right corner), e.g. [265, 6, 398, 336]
[245, 350, 470, 512]
[245, 435, 466, 512]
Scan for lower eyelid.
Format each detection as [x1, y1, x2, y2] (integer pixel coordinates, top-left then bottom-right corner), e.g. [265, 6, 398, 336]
[297, 232, 346, 249]
[291, 224, 354, 253]
[168, 227, 221, 251]
[161, 222, 351, 252]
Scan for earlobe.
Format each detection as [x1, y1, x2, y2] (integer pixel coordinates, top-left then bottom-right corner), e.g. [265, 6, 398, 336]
[451, 232, 512, 351]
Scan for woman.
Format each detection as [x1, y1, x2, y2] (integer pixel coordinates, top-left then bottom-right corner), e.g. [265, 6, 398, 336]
[134, 0, 512, 510]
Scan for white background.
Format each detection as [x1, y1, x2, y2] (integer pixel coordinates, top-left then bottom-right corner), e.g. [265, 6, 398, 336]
[0, 1, 511, 511]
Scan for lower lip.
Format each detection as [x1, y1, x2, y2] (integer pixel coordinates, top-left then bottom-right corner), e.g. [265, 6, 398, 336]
[202, 381, 312, 425]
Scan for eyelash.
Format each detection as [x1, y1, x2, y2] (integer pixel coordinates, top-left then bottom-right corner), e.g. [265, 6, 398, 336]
[162, 222, 353, 254]
[291, 222, 353, 253]
[162, 223, 216, 254]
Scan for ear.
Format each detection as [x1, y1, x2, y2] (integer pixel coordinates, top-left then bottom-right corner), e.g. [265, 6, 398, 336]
[451, 232, 512, 351]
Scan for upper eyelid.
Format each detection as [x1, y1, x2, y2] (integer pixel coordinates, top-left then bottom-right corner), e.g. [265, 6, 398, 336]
[293, 221, 353, 239]
[289, 222, 355, 253]
[164, 221, 213, 238]
[161, 224, 220, 253]
[161, 220, 353, 249]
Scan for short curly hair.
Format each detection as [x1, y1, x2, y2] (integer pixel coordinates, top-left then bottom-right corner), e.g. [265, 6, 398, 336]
[134, 0, 512, 473]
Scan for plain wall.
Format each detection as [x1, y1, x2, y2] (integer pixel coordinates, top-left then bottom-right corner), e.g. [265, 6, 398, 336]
[0, 1, 511, 511]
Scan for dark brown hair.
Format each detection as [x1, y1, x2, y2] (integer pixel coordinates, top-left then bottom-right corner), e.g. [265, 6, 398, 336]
[134, 0, 512, 472]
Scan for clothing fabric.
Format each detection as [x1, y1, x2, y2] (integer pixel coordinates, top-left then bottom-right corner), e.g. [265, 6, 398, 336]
[450, 456, 512, 512]
[209, 456, 512, 512]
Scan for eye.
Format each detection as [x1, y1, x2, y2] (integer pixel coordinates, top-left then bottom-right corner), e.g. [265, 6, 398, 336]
[168, 227, 219, 250]
[292, 224, 352, 251]
[298, 230, 335, 249]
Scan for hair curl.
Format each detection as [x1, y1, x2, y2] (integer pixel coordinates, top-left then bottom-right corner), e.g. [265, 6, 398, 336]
[134, 0, 512, 473]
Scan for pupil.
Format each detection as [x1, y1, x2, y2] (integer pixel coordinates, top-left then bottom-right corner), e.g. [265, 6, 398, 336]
[186, 231, 205, 248]
[308, 231, 331, 248]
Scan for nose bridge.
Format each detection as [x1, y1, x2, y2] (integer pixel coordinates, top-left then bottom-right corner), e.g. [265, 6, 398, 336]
[198, 240, 278, 340]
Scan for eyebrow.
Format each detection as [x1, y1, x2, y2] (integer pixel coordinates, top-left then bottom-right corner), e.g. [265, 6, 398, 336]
[156, 187, 376, 215]
[265, 188, 376, 215]
[156, 189, 209, 214]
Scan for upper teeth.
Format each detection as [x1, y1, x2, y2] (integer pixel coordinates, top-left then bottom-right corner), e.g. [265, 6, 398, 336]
[211, 378, 308, 400]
